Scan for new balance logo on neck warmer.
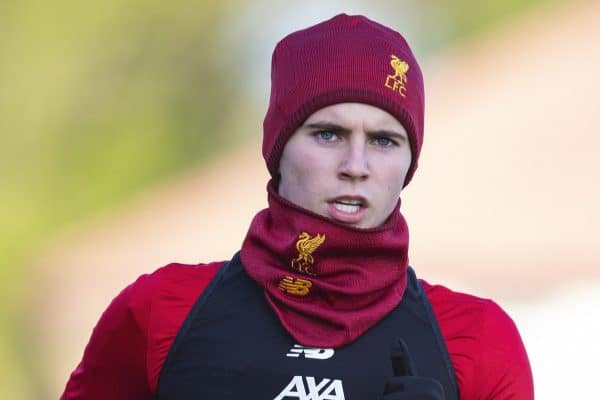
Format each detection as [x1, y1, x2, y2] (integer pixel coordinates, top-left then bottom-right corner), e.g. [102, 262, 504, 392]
[274, 376, 345, 400]
[286, 344, 335, 360]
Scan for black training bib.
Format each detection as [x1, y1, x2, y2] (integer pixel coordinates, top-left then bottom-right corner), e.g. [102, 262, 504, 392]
[156, 253, 457, 400]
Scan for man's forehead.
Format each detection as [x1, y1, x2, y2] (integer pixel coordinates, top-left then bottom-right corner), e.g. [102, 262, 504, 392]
[302, 103, 408, 136]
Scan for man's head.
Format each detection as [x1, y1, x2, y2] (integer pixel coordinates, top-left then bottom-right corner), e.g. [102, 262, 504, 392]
[263, 14, 424, 228]
[262, 13, 424, 186]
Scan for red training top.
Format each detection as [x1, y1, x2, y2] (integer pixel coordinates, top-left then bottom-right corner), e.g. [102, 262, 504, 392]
[61, 262, 534, 399]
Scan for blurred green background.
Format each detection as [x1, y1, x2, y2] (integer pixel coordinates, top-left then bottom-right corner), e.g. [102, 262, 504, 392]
[0, 0, 560, 398]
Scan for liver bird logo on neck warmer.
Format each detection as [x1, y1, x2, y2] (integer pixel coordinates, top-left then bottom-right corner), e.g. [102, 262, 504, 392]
[291, 232, 326, 276]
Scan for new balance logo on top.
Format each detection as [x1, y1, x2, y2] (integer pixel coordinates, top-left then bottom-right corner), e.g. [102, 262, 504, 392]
[274, 376, 345, 400]
[286, 344, 334, 360]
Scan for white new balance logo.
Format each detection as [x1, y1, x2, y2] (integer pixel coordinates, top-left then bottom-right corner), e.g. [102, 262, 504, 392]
[274, 376, 345, 400]
[286, 344, 335, 360]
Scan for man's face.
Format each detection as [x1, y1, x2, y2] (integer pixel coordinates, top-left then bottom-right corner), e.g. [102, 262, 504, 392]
[278, 102, 412, 229]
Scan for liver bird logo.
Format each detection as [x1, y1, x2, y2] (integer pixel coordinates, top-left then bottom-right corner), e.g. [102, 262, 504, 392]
[385, 55, 409, 97]
[291, 232, 326, 276]
[390, 55, 409, 83]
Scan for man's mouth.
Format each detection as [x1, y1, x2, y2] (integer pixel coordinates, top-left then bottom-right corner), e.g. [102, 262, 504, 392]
[332, 199, 363, 214]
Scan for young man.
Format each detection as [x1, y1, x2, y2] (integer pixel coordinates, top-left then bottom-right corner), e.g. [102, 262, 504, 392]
[61, 14, 533, 399]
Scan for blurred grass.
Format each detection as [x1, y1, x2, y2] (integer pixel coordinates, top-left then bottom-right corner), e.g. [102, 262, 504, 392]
[0, 0, 563, 398]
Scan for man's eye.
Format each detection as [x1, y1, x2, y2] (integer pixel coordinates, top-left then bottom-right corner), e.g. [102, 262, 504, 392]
[316, 130, 336, 141]
[374, 136, 395, 147]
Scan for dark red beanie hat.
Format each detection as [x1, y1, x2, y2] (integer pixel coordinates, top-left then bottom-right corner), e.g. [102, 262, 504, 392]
[263, 13, 425, 186]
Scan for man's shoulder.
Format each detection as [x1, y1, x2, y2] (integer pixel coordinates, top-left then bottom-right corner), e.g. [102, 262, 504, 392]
[419, 279, 493, 311]
[118, 260, 226, 331]
[419, 278, 525, 345]
[126, 259, 226, 327]
[144, 260, 225, 289]
[418, 278, 533, 399]
[418, 278, 522, 365]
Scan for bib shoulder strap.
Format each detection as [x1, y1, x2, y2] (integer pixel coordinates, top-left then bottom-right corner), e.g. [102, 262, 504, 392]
[156, 255, 235, 396]
[409, 266, 459, 400]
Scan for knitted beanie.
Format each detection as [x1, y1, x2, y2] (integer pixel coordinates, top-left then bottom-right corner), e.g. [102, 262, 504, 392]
[263, 13, 425, 186]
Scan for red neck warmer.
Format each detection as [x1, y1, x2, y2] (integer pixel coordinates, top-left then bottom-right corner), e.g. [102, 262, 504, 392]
[241, 181, 409, 348]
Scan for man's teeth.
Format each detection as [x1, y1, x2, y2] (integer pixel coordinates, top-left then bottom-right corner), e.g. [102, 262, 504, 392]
[337, 199, 362, 205]
[334, 200, 362, 214]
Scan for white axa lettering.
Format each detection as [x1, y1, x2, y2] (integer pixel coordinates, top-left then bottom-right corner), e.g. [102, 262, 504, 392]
[286, 344, 335, 360]
[274, 376, 345, 400]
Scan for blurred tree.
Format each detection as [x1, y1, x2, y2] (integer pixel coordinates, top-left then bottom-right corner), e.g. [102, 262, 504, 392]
[1, 1, 238, 398]
[415, 0, 562, 51]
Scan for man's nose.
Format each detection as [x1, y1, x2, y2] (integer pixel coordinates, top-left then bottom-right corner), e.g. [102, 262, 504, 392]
[338, 140, 370, 181]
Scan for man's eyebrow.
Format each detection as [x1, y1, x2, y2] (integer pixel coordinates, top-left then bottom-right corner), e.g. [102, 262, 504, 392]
[302, 121, 351, 133]
[367, 129, 408, 142]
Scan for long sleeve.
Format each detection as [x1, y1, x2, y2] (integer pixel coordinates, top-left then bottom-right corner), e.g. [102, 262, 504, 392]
[60, 275, 153, 399]
[423, 281, 534, 399]
[60, 261, 222, 398]
[473, 301, 534, 399]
